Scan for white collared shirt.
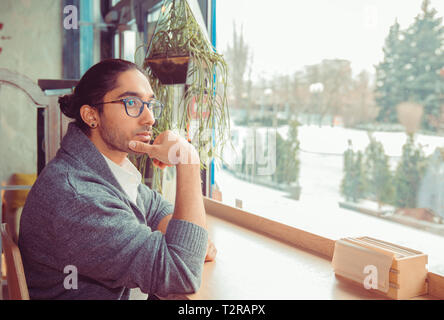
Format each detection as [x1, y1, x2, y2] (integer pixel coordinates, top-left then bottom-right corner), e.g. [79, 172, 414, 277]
[101, 154, 142, 204]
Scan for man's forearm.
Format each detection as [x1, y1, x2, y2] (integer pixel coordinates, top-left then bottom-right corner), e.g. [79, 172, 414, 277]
[172, 162, 206, 229]
[128, 133, 206, 230]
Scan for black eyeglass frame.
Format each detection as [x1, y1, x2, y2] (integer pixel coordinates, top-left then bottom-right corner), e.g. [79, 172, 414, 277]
[91, 97, 164, 118]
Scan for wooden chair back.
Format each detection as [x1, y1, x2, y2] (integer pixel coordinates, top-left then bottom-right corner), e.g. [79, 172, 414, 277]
[1, 223, 29, 300]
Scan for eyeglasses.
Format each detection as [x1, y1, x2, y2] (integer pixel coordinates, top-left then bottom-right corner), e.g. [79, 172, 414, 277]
[92, 97, 164, 118]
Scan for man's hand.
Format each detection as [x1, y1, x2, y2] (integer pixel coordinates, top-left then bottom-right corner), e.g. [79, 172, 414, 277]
[128, 130, 199, 168]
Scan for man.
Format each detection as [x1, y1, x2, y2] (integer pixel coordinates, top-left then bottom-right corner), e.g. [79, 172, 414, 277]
[18, 59, 215, 300]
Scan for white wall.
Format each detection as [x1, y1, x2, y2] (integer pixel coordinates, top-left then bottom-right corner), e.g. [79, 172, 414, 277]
[0, 0, 62, 185]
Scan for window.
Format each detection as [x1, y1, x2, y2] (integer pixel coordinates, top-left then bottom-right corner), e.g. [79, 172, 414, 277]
[215, 0, 444, 274]
[146, 4, 163, 47]
[113, 25, 137, 61]
[112, 3, 162, 62]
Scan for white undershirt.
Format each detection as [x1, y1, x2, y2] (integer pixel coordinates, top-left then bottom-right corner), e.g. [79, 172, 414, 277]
[101, 154, 142, 204]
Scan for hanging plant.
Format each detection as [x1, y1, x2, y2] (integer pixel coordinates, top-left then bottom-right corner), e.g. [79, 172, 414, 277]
[132, 0, 231, 193]
[145, 0, 191, 85]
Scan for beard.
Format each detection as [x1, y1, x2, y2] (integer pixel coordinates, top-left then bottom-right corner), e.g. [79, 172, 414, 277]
[98, 121, 130, 154]
[98, 119, 152, 155]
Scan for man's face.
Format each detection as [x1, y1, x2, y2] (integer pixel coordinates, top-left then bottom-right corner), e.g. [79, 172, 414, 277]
[97, 69, 156, 155]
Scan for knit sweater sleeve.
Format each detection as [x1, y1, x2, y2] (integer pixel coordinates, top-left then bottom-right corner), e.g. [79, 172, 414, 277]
[141, 185, 174, 230]
[51, 191, 207, 296]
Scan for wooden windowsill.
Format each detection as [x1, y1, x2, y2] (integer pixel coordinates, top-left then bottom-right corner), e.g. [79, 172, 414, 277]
[159, 198, 443, 300]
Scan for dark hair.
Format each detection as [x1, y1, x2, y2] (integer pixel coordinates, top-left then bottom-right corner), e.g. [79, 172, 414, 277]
[59, 59, 145, 135]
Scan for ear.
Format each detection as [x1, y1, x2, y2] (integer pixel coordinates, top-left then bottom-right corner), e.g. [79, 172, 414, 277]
[80, 105, 99, 127]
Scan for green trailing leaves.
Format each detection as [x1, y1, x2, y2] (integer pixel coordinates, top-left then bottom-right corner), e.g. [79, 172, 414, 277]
[137, 0, 231, 192]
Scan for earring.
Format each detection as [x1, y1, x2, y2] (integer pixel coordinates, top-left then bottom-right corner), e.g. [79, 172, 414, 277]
[91, 123, 96, 128]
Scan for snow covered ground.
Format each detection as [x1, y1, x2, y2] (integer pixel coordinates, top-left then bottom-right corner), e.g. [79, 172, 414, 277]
[216, 124, 444, 273]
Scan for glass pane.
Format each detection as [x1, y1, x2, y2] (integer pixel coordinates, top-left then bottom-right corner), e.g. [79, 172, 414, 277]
[122, 30, 136, 62]
[114, 32, 119, 58]
[146, 6, 162, 46]
[217, 0, 444, 274]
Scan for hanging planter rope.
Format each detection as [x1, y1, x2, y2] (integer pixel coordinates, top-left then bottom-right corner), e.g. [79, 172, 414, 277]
[133, 0, 231, 193]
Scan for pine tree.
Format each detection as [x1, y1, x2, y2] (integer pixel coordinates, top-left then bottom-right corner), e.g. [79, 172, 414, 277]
[285, 120, 300, 184]
[403, 0, 444, 131]
[273, 121, 300, 185]
[241, 141, 246, 175]
[364, 135, 394, 207]
[375, 0, 444, 131]
[375, 20, 405, 123]
[352, 151, 367, 202]
[341, 141, 366, 202]
[341, 140, 356, 201]
[273, 132, 287, 184]
[393, 134, 427, 208]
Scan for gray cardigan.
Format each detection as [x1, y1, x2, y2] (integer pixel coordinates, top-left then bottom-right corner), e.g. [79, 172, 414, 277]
[18, 122, 208, 300]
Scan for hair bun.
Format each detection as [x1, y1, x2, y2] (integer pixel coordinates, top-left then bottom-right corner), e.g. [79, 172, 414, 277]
[58, 94, 76, 118]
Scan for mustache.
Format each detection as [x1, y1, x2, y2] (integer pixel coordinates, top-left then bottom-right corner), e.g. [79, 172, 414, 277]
[135, 126, 153, 134]
[134, 127, 154, 144]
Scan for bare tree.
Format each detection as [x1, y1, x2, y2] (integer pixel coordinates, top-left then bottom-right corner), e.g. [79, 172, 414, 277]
[305, 59, 353, 126]
[290, 71, 311, 118]
[224, 22, 252, 112]
[342, 71, 379, 127]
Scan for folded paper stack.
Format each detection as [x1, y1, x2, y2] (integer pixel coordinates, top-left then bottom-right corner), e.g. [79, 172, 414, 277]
[332, 237, 428, 299]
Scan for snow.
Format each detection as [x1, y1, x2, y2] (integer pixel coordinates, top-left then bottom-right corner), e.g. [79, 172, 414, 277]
[287, 124, 442, 157]
[216, 124, 444, 273]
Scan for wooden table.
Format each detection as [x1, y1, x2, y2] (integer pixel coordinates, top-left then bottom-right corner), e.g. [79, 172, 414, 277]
[160, 214, 437, 300]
